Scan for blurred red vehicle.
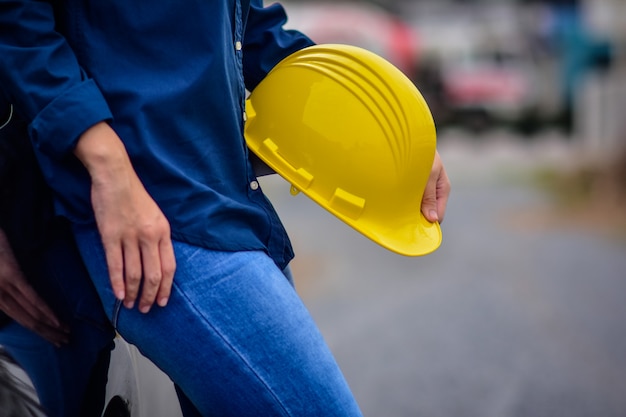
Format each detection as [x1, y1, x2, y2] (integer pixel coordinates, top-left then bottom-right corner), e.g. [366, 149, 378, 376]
[280, 1, 421, 78]
[407, 5, 551, 132]
[440, 49, 539, 130]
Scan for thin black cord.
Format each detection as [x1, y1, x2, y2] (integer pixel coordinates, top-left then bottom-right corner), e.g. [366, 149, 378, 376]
[0, 104, 13, 131]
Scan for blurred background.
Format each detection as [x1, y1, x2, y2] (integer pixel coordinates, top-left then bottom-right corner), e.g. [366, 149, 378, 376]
[261, 0, 626, 416]
[6, 1, 625, 415]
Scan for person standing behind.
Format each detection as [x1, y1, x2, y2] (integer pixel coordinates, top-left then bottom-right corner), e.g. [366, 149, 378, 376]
[0, 100, 116, 416]
[0, 1, 450, 415]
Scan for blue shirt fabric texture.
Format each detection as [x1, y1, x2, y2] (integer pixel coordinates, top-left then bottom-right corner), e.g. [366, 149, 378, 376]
[0, 0, 315, 269]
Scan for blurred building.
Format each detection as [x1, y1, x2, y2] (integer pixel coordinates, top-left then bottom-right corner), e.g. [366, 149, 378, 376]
[280, 1, 420, 77]
[392, 0, 624, 140]
[276, 0, 626, 147]
[575, 0, 626, 154]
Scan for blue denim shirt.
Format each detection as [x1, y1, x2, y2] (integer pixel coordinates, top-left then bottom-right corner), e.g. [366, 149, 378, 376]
[0, 0, 314, 269]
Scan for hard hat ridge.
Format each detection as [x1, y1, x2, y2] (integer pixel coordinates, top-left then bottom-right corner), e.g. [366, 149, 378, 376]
[287, 47, 415, 171]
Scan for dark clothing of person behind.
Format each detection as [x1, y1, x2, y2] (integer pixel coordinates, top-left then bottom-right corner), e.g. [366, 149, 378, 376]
[0, 100, 115, 417]
[0, 102, 56, 326]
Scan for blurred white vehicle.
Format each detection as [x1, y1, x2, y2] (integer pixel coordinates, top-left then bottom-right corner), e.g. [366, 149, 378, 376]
[406, 2, 557, 132]
[439, 47, 540, 130]
[5, 336, 183, 417]
[102, 336, 183, 417]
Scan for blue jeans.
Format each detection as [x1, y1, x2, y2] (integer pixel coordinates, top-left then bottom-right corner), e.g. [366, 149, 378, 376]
[0, 222, 115, 417]
[73, 225, 363, 417]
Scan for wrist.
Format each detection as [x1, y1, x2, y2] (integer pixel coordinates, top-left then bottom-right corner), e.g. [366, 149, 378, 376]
[74, 122, 132, 183]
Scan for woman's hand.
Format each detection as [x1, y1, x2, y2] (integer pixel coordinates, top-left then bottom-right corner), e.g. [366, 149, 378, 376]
[421, 150, 451, 224]
[74, 122, 176, 314]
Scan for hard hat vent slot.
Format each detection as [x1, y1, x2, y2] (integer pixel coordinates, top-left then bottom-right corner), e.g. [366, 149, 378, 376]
[330, 188, 365, 220]
[260, 138, 314, 190]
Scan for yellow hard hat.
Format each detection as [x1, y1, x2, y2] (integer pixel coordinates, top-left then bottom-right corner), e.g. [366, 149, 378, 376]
[245, 44, 441, 256]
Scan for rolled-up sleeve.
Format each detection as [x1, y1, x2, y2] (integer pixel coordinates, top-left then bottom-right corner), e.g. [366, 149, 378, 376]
[243, 0, 315, 90]
[29, 79, 111, 157]
[0, 0, 111, 158]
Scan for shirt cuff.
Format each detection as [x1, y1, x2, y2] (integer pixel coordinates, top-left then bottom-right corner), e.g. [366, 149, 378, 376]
[29, 79, 113, 158]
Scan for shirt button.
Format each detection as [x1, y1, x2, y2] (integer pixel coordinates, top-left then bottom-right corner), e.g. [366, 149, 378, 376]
[250, 180, 259, 191]
[235, 41, 242, 51]
[243, 111, 247, 122]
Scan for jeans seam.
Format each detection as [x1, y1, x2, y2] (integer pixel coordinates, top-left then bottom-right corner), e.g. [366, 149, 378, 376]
[111, 299, 122, 330]
[173, 279, 292, 417]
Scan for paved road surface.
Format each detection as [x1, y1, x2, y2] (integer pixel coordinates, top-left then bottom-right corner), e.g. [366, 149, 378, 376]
[261, 133, 626, 417]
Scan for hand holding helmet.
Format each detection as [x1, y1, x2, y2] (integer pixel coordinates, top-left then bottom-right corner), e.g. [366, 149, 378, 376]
[245, 44, 449, 256]
[421, 150, 450, 224]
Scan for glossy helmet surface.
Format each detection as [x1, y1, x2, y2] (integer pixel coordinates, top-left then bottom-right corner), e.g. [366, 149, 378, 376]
[245, 44, 441, 255]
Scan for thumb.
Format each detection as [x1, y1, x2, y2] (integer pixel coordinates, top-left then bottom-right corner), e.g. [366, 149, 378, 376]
[421, 176, 439, 223]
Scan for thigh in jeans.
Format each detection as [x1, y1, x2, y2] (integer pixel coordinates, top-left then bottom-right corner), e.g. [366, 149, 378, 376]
[73, 227, 362, 417]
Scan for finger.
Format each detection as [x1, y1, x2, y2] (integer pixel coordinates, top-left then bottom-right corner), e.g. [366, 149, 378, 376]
[30, 322, 72, 347]
[436, 167, 451, 223]
[137, 240, 162, 314]
[1, 296, 70, 346]
[0, 295, 34, 327]
[102, 239, 126, 303]
[13, 280, 64, 329]
[122, 241, 143, 310]
[156, 238, 176, 308]
[421, 173, 439, 223]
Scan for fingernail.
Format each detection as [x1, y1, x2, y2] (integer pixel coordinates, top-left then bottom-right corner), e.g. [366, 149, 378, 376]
[429, 210, 439, 221]
[124, 300, 135, 309]
[116, 290, 125, 301]
[139, 305, 151, 314]
[157, 297, 169, 307]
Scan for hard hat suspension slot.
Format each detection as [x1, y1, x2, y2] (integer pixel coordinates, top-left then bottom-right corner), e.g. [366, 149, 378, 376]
[329, 188, 366, 220]
[259, 137, 314, 191]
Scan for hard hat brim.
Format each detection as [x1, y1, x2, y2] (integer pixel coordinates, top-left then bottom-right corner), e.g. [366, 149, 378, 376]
[371, 211, 442, 257]
[302, 184, 443, 256]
